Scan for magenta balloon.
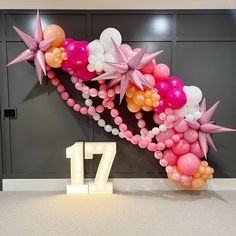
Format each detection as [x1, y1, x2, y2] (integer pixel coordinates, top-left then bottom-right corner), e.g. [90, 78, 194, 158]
[61, 60, 75, 72]
[177, 153, 200, 176]
[155, 81, 170, 97]
[154, 99, 166, 114]
[166, 88, 187, 109]
[75, 64, 96, 81]
[167, 77, 184, 89]
[61, 38, 75, 49]
[163, 150, 177, 166]
[66, 41, 89, 66]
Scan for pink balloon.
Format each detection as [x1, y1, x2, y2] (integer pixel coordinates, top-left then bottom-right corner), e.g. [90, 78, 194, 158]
[143, 74, 155, 87]
[184, 129, 199, 143]
[166, 88, 187, 109]
[140, 61, 155, 74]
[177, 153, 200, 176]
[155, 81, 170, 97]
[66, 41, 89, 66]
[163, 150, 177, 166]
[190, 142, 204, 158]
[154, 99, 166, 114]
[156, 128, 175, 142]
[120, 44, 133, 59]
[153, 112, 164, 125]
[172, 139, 190, 155]
[61, 60, 75, 72]
[61, 38, 75, 49]
[154, 64, 170, 81]
[75, 63, 96, 81]
[174, 119, 189, 133]
[166, 77, 184, 89]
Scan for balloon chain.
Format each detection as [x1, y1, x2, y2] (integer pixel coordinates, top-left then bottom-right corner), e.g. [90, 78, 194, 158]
[46, 67, 214, 189]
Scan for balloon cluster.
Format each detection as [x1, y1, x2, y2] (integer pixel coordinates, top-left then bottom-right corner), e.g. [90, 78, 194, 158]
[8, 10, 236, 191]
[126, 85, 160, 112]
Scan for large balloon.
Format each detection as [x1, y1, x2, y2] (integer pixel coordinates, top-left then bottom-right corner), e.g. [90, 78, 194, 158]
[43, 24, 65, 47]
[177, 153, 200, 176]
[66, 41, 89, 66]
[100, 28, 122, 52]
[154, 64, 170, 81]
[167, 77, 184, 89]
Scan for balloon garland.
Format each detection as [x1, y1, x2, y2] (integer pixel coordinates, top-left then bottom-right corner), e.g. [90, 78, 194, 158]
[8, 10, 235, 190]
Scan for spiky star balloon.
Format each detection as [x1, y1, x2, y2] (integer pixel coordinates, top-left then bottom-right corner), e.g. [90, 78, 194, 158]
[7, 10, 55, 84]
[186, 98, 235, 158]
[92, 39, 163, 103]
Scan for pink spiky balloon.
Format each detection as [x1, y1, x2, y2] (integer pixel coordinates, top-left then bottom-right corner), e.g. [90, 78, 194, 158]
[92, 38, 163, 104]
[7, 10, 55, 84]
[186, 98, 236, 158]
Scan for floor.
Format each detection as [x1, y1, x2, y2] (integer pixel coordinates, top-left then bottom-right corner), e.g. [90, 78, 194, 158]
[0, 191, 235, 236]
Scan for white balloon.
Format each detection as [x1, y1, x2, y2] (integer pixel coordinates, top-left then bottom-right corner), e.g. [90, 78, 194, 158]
[88, 55, 96, 64]
[88, 39, 104, 55]
[87, 63, 95, 72]
[95, 61, 104, 72]
[152, 127, 160, 135]
[175, 106, 188, 118]
[93, 114, 100, 121]
[100, 28, 122, 52]
[104, 125, 112, 132]
[103, 52, 116, 72]
[112, 128, 119, 136]
[184, 86, 202, 106]
[98, 119, 105, 127]
[119, 132, 125, 139]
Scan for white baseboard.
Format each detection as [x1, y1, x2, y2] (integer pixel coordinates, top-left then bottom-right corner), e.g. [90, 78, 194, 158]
[2, 178, 236, 191]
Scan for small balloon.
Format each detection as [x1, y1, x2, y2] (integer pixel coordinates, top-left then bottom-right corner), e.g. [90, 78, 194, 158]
[154, 64, 170, 81]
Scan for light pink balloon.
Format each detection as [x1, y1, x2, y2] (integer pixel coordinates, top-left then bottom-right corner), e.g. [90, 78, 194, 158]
[184, 129, 199, 143]
[153, 113, 164, 125]
[143, 74, 155, 87]
[154, 63, 170, 81]
[156, 128, 175, 142]
[120, 44, 133, 59]
[190, 141, 204, 158]
[172, 139, 190, 155]
[163, 150, 177, 166]
[177, 153, 200, 176]
[174, 119, 189, 133]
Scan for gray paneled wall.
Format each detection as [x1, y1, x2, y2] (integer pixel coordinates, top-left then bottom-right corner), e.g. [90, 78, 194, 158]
[0, 11, 236, 187]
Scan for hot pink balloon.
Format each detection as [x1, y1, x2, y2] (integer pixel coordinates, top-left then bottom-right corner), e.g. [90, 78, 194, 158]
[190, 141, 204, 158]
[172, 139, 190, 155]
[177, 153, 200, 176]
[143, 74, 155, 87]
[154, 99, 166, 114]
[62, 38, 75, 49]
[154, 63, 170, 81]
[66, 41, 89, 66]
[75, 63, 96, 81]
[61, 60, 75, 72]
[167, 77, 184, 89]
[163, 150, 178, 166]
[184, 129, 199, 143]
[155, 81, 170, 97]
[166, 88, 187, 109]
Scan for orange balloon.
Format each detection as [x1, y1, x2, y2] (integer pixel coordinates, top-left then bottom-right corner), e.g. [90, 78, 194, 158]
[145, 98, 153, 106]
[127, 102, 141, 113]
[142, 104, 153, 112]
[126, 85, 136, 98]
[151, 92, 160, 102]
[144, 90, 152, 98]
[43, 24, 65, 47]
[201, 161, 208, 167]
[205, 166, 214, 175]
[191, 178, 204, 189]
[199, 166, 205, 174]
[45, 47, 62, 68]
[133, 91, 145, 105]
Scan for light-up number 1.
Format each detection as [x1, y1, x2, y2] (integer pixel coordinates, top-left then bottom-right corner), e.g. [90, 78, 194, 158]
[66, 142, 116, 194]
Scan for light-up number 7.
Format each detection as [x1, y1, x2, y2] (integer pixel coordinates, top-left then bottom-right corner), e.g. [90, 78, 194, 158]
[66, 142, 116, 194]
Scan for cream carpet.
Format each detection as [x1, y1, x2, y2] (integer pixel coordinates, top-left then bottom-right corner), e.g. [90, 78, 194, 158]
[0, 191, 235, 236]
